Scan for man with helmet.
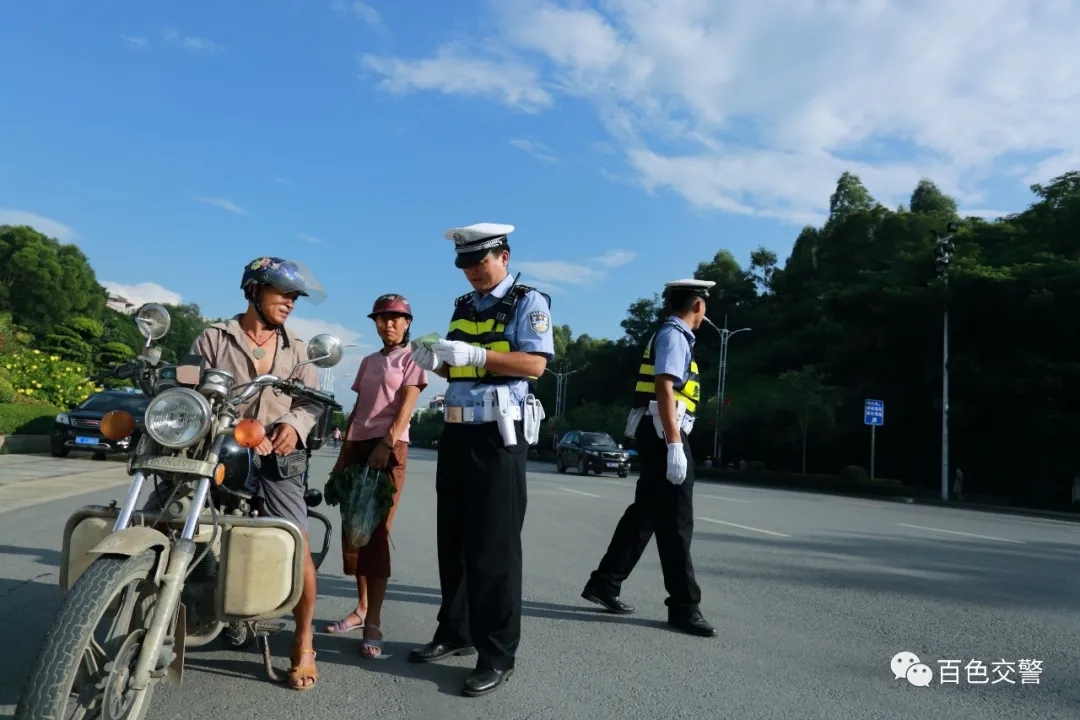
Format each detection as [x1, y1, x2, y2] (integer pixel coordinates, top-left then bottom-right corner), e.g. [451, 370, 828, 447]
[407, 223, 553, 697]
[183, 256, 329, 689]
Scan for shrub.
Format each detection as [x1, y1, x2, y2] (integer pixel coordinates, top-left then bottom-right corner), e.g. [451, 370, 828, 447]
[0, 402, 63, 435]
[2, 349, 100, 408]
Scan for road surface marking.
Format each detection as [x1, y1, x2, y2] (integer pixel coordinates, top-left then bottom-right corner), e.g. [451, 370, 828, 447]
[838, 499, 888, 508]
[562, 488, 602, 499]
[700, 494, 751, 504]
[897, 523, 1025, 544]
[696, 516, 791, 537]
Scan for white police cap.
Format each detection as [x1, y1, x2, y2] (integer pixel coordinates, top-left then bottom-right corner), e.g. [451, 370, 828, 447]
[444, 223, 514, 268]
[663, 278, 716, 297]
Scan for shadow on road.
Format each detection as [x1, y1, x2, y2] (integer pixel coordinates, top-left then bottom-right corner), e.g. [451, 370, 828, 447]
[0, 576, 65, 710]
[694, 530, 1080, 610]
[317, 579, 670, 631]
[0, 544, 61, 568]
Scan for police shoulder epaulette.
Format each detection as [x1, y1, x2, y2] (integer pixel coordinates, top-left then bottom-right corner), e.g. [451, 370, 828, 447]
[453, 291, 473, 307]
[513, 284, 552, 310]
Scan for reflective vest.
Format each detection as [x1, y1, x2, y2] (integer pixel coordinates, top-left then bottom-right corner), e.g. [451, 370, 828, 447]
[445, 283, 551, 384]
[632, 319, 700, 415]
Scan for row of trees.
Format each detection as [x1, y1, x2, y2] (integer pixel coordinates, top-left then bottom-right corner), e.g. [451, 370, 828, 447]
[0, 225, 215, 408]
[417, 170, 1080, 508]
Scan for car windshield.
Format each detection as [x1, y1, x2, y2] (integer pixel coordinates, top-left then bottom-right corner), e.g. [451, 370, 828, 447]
[581, 432, 618, 447]
[77, 393, 149, 414]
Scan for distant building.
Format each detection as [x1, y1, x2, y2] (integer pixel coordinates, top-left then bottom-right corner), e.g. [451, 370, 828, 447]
[428, 394, 445, 411]
[106, 294, 138, 315]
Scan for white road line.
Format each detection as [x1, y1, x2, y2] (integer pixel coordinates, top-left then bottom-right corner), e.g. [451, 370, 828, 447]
[696, 516, 791, 537]
[897, 523, 1025, 544]
[562, 488, 602, 499]
[700, 494, 751, 504]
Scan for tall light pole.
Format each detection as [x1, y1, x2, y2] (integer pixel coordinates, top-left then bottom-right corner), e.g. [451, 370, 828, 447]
[545, 359, 581, 451]
[934, 223, 957, 501]
[703, 314, 750, 467]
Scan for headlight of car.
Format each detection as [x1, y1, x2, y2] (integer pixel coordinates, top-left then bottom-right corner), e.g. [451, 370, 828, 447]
[144, 388, 212, 449]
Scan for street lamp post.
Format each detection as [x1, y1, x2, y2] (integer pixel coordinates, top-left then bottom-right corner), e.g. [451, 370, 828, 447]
[934, 223, 958, 502]
[703, 314, 750, 468]
[545, 359, 580, 451]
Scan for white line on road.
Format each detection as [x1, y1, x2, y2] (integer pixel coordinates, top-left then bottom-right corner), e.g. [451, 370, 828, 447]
[696, 516, 791, 537]
[700, 494, 751, 504]
[562, 488, 602, 499]
[897, 523, 1025, 544]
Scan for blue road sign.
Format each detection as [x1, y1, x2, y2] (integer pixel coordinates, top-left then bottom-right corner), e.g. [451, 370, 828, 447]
[864, 399, 884, 426]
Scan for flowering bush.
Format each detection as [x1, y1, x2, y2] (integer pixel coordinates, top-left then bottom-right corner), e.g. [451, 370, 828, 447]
[2, 349, 101, 408]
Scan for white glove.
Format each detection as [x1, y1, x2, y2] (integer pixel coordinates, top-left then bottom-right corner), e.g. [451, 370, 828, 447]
[432, 340, 487, 368]
[666, 442, 687, 485]
[411, 345, 441, 371]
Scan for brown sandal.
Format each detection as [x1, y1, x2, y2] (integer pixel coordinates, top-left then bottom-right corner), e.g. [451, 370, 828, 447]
[325, 611, 364, 633]
[288, 647, 318, 691]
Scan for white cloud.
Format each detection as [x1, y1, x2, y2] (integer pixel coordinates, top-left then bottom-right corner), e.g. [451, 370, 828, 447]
[332, 0, 383, 29]
[101, 281, 183, 308]
[161, 27, 222, 55]
[195, 196, 246, 215]
[360, 44, 553, 113]
[359, 0, 1080, 224]
[515, 249, 637, 291]
[297, 233, 323, 245]
[0, 209, 79, 242]
[122, 35, 149, 49]
[510, 139, 558, 163]
[275, 177, 293, 186]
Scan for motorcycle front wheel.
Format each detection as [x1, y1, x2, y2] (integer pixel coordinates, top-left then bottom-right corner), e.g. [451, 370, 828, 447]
[16, 550, 160, 720]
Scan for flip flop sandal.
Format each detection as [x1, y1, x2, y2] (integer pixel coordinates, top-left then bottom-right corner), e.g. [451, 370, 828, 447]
[359, 625, 386, 659]
[325, 611, 364, 633]
[288, 648, 318, 691]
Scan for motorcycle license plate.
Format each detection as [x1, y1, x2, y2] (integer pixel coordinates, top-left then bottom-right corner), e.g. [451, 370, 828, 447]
[75, 436, 98, 446]
[607, 462, 619, 468]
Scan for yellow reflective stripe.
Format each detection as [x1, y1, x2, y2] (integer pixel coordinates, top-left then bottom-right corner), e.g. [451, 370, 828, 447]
[448, 318, 505, 335]
[640, 363, 655, 374]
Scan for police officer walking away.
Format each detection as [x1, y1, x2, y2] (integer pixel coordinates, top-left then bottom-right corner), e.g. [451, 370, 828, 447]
[580, 278, 718, 638]
[409, 222, 552, 696]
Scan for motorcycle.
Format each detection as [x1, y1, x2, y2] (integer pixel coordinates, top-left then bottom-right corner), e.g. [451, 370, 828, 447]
[15, 303, 345, 720]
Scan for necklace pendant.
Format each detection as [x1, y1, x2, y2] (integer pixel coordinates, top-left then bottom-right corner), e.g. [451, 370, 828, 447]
[252, 347, 266, 359]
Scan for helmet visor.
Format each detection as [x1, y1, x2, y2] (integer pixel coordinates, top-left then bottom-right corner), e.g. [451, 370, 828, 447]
[270, 259, 327, 306]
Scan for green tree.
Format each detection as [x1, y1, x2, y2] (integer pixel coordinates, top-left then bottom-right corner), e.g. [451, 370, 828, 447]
[0, 225, 106, 335]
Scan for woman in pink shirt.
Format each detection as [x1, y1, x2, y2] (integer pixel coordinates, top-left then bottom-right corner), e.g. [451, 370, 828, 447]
[326, 293, 427, 658]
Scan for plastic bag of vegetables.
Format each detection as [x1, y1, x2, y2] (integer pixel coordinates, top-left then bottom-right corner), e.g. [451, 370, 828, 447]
[328, 464, 397, 549]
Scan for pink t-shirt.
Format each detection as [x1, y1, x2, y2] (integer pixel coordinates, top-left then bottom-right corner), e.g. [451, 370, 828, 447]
[346, 346, 428, 443]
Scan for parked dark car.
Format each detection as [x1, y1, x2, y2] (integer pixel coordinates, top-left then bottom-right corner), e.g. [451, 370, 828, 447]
[51, 390, 150, 459]
[555, 430, 631, 477]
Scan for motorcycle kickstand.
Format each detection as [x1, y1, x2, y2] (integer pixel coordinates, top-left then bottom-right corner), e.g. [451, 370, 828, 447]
[255, 620, 289, 683]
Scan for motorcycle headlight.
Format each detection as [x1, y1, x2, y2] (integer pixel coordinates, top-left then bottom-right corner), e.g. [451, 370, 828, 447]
[144, 387, 212, 449]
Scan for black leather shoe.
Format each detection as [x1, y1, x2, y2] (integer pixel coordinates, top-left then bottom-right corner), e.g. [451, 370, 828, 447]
[668, 611, 717, 637]
[461, 667, 513, 697]
[581, 588, 635, 614]
[407, 641, 476, 663]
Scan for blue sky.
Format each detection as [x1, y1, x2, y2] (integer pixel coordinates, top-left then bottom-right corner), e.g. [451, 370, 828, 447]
[2, 1, 1076, 404]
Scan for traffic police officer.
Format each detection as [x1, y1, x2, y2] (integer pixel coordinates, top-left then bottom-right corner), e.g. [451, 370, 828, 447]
[580, 278, 718, 638]
[408, 222, 553, 697]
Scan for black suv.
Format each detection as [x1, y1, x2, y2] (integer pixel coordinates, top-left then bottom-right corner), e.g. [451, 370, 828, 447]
[51, 390, 150, 459]
[555, 430, 631, 477]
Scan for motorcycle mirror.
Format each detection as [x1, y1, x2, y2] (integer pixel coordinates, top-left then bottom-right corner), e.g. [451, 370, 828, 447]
[134, 303, 171, 342]
[306, 333, 344, 369]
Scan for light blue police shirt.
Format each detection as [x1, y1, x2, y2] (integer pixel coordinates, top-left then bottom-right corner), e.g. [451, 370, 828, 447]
[652, 316, 695, 384]
[442, 272, 555, 422]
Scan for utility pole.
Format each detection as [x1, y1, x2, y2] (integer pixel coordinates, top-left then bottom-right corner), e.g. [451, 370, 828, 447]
[703, 314, 750, 468]
[934, 222, 958, 502]
[545, 359, 581, 451]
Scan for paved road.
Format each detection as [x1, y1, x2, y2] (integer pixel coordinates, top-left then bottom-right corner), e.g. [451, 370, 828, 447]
[2, 448, 1079, 719]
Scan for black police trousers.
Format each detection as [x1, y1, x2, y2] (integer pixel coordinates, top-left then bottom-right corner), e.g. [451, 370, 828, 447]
[586, 419, 702, 616]
[432, 420, 528, 671]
